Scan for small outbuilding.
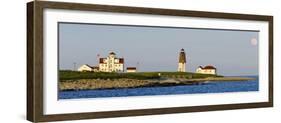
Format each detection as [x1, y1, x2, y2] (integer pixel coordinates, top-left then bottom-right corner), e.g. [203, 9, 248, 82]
[126, 67, 137, 73]
[196, 65, 217, 75]
[78, 64, 99, 72]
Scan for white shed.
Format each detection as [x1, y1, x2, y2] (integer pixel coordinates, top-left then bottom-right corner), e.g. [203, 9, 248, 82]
[78, 64, 93, 72]
[196, 65, 217, 75]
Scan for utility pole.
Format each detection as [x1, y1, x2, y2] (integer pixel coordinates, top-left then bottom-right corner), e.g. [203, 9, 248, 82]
[97, 54, 100, 66]
[73, 62, 76, 71]
[137, 62, 140, 72]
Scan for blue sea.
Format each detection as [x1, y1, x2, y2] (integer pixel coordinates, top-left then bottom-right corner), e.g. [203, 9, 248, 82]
[58, 76, 258, 99]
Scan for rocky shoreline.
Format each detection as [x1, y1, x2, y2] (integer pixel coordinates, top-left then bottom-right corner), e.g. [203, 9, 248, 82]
[59, 77, 255, 91]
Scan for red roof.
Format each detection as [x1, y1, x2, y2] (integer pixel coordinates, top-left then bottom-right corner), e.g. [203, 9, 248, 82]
[109, 52, 116, 55]
[99, 58, 124, 64]
[199, 65, 216, 69]
[84, 64, 92, 68]
[119, 58, 124, 63]
[127, 67, 136, 70]
[99, 58, 105, 63]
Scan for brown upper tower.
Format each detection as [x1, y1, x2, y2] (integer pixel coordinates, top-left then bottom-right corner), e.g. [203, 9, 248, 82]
[178, 48, 186, 63]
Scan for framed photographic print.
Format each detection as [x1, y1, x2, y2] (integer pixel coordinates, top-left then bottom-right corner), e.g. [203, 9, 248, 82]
[27, 1, 273, 122]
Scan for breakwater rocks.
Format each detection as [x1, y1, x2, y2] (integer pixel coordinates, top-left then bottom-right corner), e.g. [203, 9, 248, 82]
[59, 77, 255, 91]
[59, 79, 152, 91]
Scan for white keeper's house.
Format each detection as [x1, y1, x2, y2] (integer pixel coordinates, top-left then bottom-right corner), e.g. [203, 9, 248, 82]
[77, 52, 131, 72]
[196, 65, 217, 75]
[99, 52, 124, 72]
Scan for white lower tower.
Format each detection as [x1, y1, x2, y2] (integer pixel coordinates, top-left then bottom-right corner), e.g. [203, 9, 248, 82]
[178, 63, 186, 72]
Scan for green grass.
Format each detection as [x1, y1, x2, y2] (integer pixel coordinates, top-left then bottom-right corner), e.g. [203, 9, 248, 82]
[59, 70, 222, 81]
[59, 70, 160, 80]
[158, 72, 222, 79]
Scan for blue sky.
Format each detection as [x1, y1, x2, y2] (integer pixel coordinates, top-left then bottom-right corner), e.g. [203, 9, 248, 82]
[59, 22, 259, 76]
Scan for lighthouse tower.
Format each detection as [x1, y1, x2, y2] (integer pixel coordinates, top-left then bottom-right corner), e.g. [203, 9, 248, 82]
[178, 48, 186, 72]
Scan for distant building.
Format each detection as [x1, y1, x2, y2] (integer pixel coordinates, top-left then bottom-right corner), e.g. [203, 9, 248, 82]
[126, 67, 137, 73]
[78, 64, 99, 72]
[196, 65, 217, 75]
[99, 52, 124, 72]
[77, 52, 125, 72]
[178, 48, 186, 72]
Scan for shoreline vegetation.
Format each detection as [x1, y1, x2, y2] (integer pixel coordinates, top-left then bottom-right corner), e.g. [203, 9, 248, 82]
[59, 70, 255, 91]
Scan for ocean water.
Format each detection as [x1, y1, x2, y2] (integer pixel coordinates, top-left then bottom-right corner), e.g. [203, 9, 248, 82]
[58, 76, 259, 99]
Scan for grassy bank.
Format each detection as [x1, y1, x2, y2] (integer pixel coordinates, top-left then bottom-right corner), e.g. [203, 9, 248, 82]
[58, 71, 258, 91]
[59, 70, 222, 81]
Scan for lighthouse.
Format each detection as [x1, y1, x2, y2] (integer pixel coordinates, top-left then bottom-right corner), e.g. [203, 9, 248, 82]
[178, 48, 186, 72]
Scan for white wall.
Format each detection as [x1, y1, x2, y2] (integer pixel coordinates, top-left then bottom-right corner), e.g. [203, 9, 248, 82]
[0, 0, 280, 123]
